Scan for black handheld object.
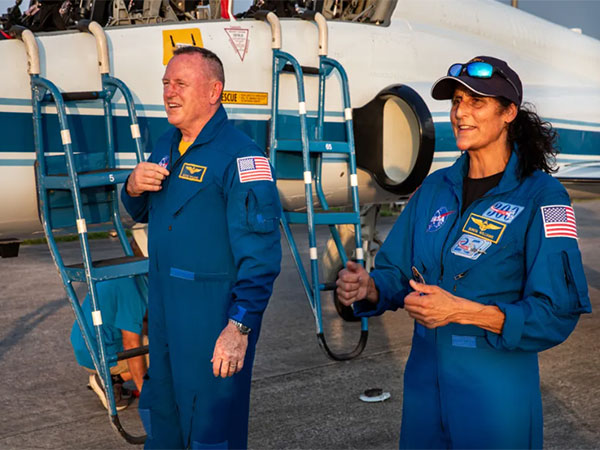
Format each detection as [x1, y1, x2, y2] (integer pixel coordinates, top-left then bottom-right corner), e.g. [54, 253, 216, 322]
[411, 266, 425, 284]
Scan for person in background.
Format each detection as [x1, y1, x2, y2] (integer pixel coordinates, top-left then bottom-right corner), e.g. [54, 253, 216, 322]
[70, 240, 147, 411]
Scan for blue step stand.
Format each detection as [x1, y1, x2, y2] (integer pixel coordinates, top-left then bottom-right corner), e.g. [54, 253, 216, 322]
[255, 10, 368, 361]
[12, 21, 148, 444]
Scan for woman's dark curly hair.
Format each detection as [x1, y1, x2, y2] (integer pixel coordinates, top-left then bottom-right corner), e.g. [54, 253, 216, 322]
[498, 98, 559, 179]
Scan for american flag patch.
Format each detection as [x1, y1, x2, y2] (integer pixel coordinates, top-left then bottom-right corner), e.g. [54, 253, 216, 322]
[541, 205, 578, 239]
[237, 156, 273, 183]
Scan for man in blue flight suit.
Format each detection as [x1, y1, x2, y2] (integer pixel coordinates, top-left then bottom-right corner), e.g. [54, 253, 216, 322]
[121, 46, 282, 449]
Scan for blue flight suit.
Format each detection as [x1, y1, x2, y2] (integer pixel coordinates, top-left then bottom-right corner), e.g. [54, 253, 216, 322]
[121, 105, 282, 449]
[355, 151, 591, 449]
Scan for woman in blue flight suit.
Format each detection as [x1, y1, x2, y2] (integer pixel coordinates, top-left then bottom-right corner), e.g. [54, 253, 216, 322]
[336, 56, 591, 449]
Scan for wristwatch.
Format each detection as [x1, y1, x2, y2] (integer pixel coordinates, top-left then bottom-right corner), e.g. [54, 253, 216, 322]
[229, 318, 251, 335]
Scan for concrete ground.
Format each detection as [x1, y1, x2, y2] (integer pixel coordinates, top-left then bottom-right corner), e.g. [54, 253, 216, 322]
[0, 200, 599, 449]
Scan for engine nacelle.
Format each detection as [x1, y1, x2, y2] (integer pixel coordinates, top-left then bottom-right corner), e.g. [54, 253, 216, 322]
[353, 85, 435, 196]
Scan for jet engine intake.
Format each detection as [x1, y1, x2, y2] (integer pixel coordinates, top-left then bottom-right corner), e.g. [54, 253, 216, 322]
[353, 85, 435, 196]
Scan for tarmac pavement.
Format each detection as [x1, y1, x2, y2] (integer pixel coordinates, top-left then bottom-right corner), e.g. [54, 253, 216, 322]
[0, 200, 599, 449]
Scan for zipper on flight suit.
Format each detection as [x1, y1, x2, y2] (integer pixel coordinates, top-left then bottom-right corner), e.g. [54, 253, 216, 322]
[439, 185, 501, 287]
[453, 270, 469, 292]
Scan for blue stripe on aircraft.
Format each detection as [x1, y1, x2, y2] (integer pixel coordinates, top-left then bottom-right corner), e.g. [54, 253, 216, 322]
[433, 122, 600, 156]
[0, 98, 341, 118]
[0, 159, 34, 166]
[430, 110, 600, 128]
[0, 110, 598, 158]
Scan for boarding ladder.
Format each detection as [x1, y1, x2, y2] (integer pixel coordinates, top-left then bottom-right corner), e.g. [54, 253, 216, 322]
[255, 11, 368, 361]
[12, 21, 147, 444]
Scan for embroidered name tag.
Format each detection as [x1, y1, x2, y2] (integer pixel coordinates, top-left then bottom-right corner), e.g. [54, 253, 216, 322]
[451, 233, 492, 260]
[462, 213, 506, 244]
[179, 163, 207, 183]
[482, 201, 524, 224]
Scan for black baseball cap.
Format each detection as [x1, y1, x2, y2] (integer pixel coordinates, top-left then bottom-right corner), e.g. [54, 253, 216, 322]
[431, 56, 523, 106]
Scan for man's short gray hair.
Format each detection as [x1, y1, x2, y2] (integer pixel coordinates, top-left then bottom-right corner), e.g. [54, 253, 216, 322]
[172, 46, 225, 86]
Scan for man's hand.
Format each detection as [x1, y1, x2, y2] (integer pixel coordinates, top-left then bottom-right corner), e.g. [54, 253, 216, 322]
[126, 162, 170, 197]
[335, 260, 378, 306]
[211, 321, 249, 378]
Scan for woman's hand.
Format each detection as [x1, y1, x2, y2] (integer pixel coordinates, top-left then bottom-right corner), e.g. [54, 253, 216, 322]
[404, 279, 505, 333]
[404, 279, 462, 328]
[336, 261, 379, 306]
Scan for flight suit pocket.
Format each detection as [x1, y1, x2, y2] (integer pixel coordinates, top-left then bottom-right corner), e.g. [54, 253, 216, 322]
[549, 249, 591, 314]
[192, 441, 228, 449]
[245, 184, 280, 233]
[170, 267, 232, 281]
[138, 373, 154, 439]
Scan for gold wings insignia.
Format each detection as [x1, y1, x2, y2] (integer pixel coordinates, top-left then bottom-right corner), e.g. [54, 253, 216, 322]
[186, 166, 201, 174]
[473, 217, 501, 231]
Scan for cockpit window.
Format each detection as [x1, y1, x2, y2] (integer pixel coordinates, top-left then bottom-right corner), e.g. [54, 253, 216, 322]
[316, 0, 396, 25]
[0, 0, 396, 32]
[236, 0, 396, 26]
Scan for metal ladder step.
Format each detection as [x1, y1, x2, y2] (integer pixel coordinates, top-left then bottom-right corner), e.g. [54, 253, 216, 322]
[41, 91, 105, 103]
[42, 168, 131, 189]
[65, 256, 149, 282]
[273, 139, 352, 154]
[281, 63, 320, 75]
[284, 211, 360, 225]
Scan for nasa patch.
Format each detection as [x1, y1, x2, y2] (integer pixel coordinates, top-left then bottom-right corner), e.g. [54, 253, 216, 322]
[482, 201, 524, 224]
[451, 233, 492, 260]
[426, 207, 455, 232]
[158, 155, 169, 169]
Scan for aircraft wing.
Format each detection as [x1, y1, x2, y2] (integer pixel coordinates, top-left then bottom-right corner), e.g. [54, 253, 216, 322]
[557, 162, 600, 199]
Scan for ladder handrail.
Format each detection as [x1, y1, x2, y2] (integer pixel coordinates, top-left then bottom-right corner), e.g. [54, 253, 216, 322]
[254, 10, 282, 50]
[9, 26, 40, 75]
[300, 10, 328, 56]
[78, 20, 111, 75]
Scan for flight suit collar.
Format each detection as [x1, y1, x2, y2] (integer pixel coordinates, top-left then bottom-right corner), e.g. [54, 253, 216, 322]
[444, 149, 521, 198]
[169, 104, 229, 154]
[163, 105, 229, 215]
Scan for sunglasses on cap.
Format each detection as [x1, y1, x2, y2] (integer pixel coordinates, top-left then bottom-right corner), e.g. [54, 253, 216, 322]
[448, 61, 520, 102]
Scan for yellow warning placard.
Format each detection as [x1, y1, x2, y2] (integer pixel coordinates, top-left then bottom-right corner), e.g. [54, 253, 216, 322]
[221, 91, 268, 105]
[162, 28, 203, 65]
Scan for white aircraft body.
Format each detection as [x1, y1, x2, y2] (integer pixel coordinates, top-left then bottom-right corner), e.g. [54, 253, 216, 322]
[1, 0, 599, 238]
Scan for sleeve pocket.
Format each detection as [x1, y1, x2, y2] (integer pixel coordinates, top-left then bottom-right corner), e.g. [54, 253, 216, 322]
[549, 249, 591, 314]
[245, 184, 281, 233]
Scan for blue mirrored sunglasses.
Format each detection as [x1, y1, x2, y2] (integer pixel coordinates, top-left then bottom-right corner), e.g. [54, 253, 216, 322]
[448, 62, 520, 102]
